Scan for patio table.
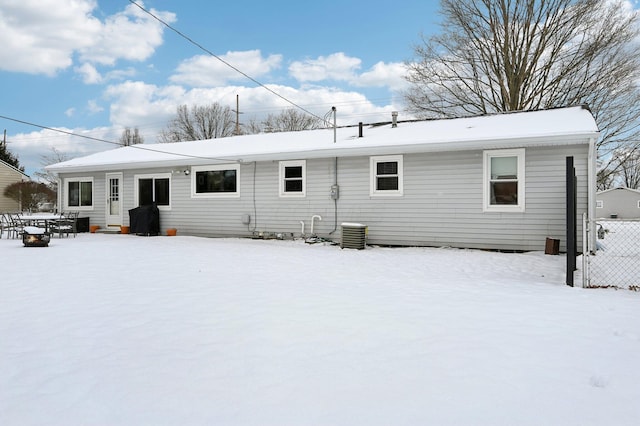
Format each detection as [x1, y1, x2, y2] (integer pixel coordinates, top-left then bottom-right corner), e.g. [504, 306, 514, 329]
[20, 213, 63, 233]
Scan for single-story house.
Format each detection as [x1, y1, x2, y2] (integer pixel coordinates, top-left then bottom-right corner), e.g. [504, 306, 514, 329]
[0, 159, 29, 212]
[596, 187, 640, 219]
[46, 105, 599, 251]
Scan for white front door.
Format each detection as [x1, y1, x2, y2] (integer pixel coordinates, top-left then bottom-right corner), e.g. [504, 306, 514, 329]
[105, 173, 123, 228]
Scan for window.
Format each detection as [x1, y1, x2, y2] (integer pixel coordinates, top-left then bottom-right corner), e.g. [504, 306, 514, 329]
[279, 160, 306, 197]
[483, 149, 525, 212]
[191, 164, 240, 198]
[597, 200, 604, 208]
[65, 177, 93, 210]
[134, 173, 171, 209]
[370, 155, 403, 196]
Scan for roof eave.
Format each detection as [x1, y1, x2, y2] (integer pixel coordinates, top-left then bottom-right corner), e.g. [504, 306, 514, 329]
[47, 131, 599, 174]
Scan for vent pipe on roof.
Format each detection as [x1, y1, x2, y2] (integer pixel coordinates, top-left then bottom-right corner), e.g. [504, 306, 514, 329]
[359, 122, 363, 138]
[392, 111, 398, 128]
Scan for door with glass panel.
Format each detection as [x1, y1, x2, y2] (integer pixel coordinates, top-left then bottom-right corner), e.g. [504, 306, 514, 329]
[105, 173, 123, 228]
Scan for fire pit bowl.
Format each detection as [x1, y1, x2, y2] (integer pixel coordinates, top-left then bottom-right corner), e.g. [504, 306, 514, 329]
[22, 226, 51, 247]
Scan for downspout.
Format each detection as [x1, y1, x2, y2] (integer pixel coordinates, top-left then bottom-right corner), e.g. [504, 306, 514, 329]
[588, 136, 597, 254]
[56, 176, 62, 213]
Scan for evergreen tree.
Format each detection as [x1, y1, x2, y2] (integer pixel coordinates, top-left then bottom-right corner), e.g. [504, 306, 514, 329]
[0, 139, 24, 172]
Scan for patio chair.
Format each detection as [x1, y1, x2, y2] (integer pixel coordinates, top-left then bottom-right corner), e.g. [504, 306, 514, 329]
[51, 211, 78, 238]
[0, 213, 8, 238]
[5, 213, 26, 239]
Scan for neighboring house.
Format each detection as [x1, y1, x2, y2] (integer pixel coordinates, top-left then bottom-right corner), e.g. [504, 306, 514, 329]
[0, 159, 29, 212]
[46, 106, 599, 252]
[596, 187, 640, 219]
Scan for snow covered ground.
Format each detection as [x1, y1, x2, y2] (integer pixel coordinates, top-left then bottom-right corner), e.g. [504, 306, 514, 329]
[1, 234, 639, 425]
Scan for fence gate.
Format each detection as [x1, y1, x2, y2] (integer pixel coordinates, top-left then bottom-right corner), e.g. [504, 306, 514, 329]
[583, 215, 640, 290]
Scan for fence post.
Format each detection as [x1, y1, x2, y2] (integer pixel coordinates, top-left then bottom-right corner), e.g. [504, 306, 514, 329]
[582, 213, 588, 288]
[566, 156, 576, 287]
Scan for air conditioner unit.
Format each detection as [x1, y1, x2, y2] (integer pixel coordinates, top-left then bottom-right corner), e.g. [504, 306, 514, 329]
[341, 223, 367, 250]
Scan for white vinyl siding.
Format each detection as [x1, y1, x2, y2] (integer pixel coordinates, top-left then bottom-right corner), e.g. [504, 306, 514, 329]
[54, 144, 589, 252]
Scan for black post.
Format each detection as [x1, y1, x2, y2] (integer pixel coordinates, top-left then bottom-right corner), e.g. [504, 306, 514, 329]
[566, 156, 576, 287]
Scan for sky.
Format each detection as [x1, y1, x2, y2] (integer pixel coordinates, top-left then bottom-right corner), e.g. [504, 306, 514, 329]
[0, 0, 442, 176]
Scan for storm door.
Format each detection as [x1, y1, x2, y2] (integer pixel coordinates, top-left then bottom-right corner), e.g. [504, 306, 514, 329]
[105, 172, 123, 228]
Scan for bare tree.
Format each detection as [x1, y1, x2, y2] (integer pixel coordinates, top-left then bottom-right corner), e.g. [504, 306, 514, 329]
[405, 0, 640, 179]
[243, 117, 265, 135]
[261, 109, 323, 133]
[32, 147, 70, 191]
[119, 127, 144, 146]
[158, 103, 235, 142]
[606, 147, 640, 189]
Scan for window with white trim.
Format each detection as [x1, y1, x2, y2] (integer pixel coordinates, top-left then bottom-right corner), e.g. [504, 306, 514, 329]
[483, 149, 525, 212]
[279, 160, 306, 197]
[370, 155, 403, 196]
[64, 177, 93, 210]
[134, 173, 171, 209]
[191, 164, 240, 198]
[597, 200, 604, 208]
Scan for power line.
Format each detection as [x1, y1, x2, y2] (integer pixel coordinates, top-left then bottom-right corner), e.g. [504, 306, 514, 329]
[0, 113, 258, 164]
[0, 114, 120, 146]
[127, 0, 327, 124]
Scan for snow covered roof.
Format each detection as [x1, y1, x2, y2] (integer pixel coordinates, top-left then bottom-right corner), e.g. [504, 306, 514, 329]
[47, 106, 599, 173]
[1, 158, 29, 177]
[597, 187, 640, 195]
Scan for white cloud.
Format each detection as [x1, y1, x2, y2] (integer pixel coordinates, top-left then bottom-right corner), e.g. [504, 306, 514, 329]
[103, 80, 406, 140]
[87, 100, 104, 114]
[170, 50, 283, 87]
[288, 53, 409, 92]
[0, 0, 173, 76]
[354, 61, 409, 91]
[75, 63, 103, 84]
[11, 126, 117, 175]
[65, 108, 76, 118]
[289, 52, 361, 82]
[79, 2, 176, 66]
[0, 0, 100, 75]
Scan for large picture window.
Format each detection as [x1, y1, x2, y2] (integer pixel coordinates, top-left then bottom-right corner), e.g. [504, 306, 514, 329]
[370, 155, 403, 196]
[279, 160, 306, 197]
[483, 149, 525, 212]
[191, 164, 240, 198]
[65, 177, 93, 210]
[135, 173, 171, 209]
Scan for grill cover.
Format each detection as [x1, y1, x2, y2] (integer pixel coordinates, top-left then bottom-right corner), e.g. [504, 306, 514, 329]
[129, 204, 160, 236]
